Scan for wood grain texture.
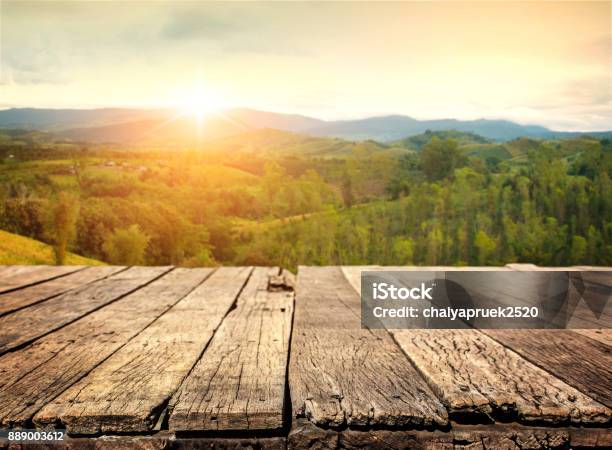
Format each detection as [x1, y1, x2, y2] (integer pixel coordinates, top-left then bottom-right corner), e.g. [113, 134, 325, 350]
[1, 422, 608, 449]
[0, 265, 59, 279]
[0, 268, 206, 427]
[8, 432, 287, 450]
[34, 267, 252, 434]
[0, 265, 83, 294]
[342, 266, 611, 425]
[289, 266, 448, 429]
[168, 267, 294, 432]
[484, 329, 612, 409]
[0, 266, 125, 317]
[0, 266, 165, 354]
[574, 329, 612, 346]
[288, 418, 612, 450]
[393, 329, 610, 425]
[0, 265, 39, 278]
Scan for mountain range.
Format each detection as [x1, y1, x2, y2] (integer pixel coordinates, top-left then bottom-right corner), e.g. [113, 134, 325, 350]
[0, 107, 610, 144]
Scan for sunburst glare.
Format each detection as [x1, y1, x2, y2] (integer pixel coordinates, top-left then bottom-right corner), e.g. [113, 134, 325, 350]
[175, 85, 224, 122]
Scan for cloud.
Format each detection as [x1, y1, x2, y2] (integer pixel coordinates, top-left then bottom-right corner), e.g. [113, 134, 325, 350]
[0, 38, 70, 85]
[157, 4, 310, 57]
[161, 9, 238, 41]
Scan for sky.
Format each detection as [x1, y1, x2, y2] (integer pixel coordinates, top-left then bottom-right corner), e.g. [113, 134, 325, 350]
[0, 1, 610, 131]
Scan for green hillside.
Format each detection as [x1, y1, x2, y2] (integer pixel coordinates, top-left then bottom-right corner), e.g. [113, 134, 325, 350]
[202, 128, 410, 158]
[393, 130, 490, 150]
[0, 230, 103, 265]
[1, 127, 609, 268]
[391, 131, 603, 165]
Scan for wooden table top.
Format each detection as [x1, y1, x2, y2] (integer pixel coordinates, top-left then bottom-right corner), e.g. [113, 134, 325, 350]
[0, 264, 609, 449]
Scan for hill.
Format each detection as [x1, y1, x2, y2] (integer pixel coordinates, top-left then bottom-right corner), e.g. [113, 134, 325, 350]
[390, 132, 605, 163]
[201, 128, 410, 158]
[393, 130, 490, 150]
[306, 115, 554, 141]
[2, 107, 611, 144]
[0, 230, 103, 265]
[0, 108, 168, 131]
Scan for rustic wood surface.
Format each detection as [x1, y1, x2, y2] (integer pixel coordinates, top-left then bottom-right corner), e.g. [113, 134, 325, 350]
[290, 266, 448, 429]
[341, 266, 611, 425]
[0, 266, 166, 354]
[484, 329, 612, 408]
[0, 264, 609, 449]
[168, 267, 294, 431]
[287, 418, 612, 450]
[393, 329, 610, 424]
[574, 328, 612, 346]
[34, 267, 251, 434]
[0, 268, 202, 427]
[0, 266, 125, 317]
[0, 265, 83, 294]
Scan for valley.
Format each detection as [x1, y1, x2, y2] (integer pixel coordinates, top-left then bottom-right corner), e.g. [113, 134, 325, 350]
[0, 117, 609, 270]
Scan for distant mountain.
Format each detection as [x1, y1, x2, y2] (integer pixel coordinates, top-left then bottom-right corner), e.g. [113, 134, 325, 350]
[304, 115, 554, 141]
[0, 107, 610, 143]
[0, 108, 168, 130]
[222, 108, 324, 132]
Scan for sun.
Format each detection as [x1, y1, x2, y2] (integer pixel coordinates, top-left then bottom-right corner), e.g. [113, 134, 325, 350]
[176, 86, 223, 121]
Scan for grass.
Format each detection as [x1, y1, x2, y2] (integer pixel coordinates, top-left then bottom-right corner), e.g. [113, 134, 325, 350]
[0, 230, 103, 265]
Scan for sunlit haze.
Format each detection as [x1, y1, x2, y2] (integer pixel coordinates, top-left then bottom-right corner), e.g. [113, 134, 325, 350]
[1, 1, 610, 131]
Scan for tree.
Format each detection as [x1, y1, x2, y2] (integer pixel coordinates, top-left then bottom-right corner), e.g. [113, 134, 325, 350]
[474, 230, 496, 265]
[341, 171, 354, 208]
[392, 237, 414, 264]
[425, 223, 443, 265]
[49, 192, 80, 265]
[262, 161, 286, 213]
[420, 138, 466, 181]
[103, 224, 150, 265]
[569, 235, 587, 264]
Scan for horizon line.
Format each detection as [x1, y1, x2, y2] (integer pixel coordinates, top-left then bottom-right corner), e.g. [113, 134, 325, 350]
[0, 105, 611, 134]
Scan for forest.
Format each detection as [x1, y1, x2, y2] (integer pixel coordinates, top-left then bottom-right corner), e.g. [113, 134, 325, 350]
[0, 128, 610, 270]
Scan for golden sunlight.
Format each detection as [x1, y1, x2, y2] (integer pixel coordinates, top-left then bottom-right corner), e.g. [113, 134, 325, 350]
[175, 85, 224, 121]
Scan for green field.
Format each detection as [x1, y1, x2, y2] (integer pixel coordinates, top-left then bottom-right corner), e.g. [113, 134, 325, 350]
[0, 230, 103, 265]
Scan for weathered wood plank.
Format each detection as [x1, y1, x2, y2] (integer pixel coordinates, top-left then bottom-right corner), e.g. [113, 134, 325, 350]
[393, 329, 610, 425]
[34, 267, 252, 434]
[498, 265, 612, 407]
[0, 266, 125, 317]
[168, 267, 294, 431]
[0, 266, 167, 354]
[1, 423, 610, 449]
[1, 422, 610, 449]
[574, 329, 612, 346]
[3, 432, 287, 450]
[0, 265, 31, 278]
[0, 265, 55, 279]
[290, 266, 447, 429]
[288, 418, 612, 450]
[0, 265, 84, 294]
[0, 268, 209, 427]
[484, 329, 612, 409]
[342, 266, 611, 425]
